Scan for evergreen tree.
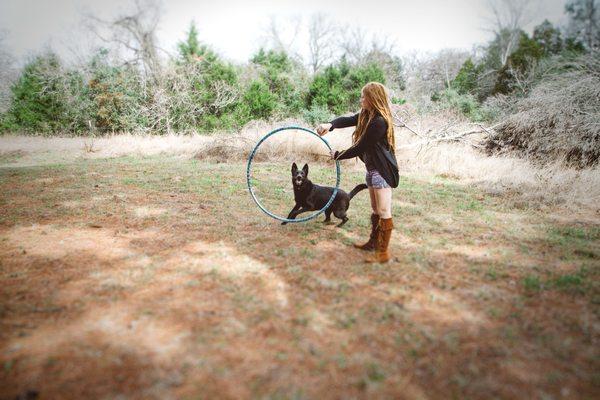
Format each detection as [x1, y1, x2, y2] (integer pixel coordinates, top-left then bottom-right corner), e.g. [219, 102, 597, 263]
[6, 52, 90, 133]
[533, 20, 564, 56]
[307, 64, 348, 114]
[451, 58, 481, 95]
[306, 58, 385, 114]
[240, 80, 277, 120]
[249, 48, 305, 116]
[178, 21, 203, 61]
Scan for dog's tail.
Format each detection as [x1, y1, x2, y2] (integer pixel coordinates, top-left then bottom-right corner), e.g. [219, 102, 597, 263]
[348, 183, 368, 200]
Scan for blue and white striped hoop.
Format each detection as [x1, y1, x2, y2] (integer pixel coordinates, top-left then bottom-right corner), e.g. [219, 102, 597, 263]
[246, 126, 341, 223]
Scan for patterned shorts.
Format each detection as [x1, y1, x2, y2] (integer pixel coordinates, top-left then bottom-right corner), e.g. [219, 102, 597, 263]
[365, 169, 391, 189]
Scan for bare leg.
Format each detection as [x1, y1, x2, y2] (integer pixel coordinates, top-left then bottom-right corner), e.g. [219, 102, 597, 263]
[374, 188, 392, 219]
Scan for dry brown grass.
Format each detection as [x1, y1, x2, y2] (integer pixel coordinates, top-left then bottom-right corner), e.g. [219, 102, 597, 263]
[397, 142, 600, 213]
[2, 114, 598, 213]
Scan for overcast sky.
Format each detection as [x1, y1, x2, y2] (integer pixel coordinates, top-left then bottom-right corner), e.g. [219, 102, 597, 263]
[0, 0, 569, 65]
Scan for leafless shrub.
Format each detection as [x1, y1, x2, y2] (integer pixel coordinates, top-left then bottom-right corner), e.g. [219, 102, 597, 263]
[122, 60, 240, 134]
[486, 53, 600, 167]
[83, 138, 98, 153]
[481, 93, 516, 121]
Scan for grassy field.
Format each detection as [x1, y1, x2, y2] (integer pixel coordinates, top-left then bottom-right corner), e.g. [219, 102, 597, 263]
[0, 154, 598, 399]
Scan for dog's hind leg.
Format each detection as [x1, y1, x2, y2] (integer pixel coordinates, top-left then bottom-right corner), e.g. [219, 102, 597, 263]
[336, 217, 349, 227]
[323, 208, 333, 224]
[333, 209, 349, 227]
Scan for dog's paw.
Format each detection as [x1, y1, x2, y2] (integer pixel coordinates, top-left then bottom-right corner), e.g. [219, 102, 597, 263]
[281, 221, 288, 225]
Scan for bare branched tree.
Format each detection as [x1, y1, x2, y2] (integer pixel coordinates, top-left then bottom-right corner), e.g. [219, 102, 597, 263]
[336, 24, 397, 66]
[307, 13, 337, 74]
[337, 25, 369, 64]
[369, 32, 397, 56]
[85, 0, 163, 81]
[262, 15, 303, 60]
[436, 49, 470, 88]
[402, 49, 470, 103]
[485, 0, 536, 65]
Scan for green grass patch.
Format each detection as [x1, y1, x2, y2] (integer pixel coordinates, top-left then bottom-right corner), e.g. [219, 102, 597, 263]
[523, 275, 542, 293]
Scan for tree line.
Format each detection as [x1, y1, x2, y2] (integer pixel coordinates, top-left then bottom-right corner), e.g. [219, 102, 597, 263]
[0, 0, 597, 154]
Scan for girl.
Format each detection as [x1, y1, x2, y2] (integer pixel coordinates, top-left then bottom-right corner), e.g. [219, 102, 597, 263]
[316, 82, 399, 263]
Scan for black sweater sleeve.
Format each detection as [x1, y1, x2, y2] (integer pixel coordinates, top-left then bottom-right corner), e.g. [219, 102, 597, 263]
[329, 113, 359, 131]
[334, 116, 387, 160]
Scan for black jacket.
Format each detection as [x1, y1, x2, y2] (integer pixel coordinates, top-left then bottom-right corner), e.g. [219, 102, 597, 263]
[329, 112, 400, 188]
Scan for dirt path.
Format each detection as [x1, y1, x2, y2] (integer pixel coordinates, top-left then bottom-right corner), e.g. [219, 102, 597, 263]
[0, 155, 598, 399]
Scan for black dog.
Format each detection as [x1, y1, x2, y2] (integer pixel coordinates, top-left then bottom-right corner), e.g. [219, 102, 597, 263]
[282, 163, 367, 227]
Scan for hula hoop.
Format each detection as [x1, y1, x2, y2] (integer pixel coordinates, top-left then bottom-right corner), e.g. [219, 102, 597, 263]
[246, 126, 341, 223]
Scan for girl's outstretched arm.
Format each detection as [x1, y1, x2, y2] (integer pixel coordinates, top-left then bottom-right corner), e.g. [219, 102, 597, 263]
[329, 112, 359, 131]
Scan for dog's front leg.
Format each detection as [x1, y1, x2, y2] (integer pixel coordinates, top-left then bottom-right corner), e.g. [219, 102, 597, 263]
[287, 207, 311, 222]
[282, 204, 301, 225]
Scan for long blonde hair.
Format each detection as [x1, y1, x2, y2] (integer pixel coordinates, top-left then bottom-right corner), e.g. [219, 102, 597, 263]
[352, 82, 395, 152]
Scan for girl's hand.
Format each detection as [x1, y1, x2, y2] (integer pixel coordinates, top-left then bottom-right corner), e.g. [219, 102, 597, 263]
[316, 123, 332, 136]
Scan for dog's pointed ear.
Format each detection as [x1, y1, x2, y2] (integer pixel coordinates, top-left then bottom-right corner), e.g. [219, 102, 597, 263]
[291, 162, 298, 173]
[302, 163, 309, 175]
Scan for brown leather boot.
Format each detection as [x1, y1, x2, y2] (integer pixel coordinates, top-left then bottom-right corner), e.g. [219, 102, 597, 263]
[365, 217, 393, 263]
[353, 213, 379, 251]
